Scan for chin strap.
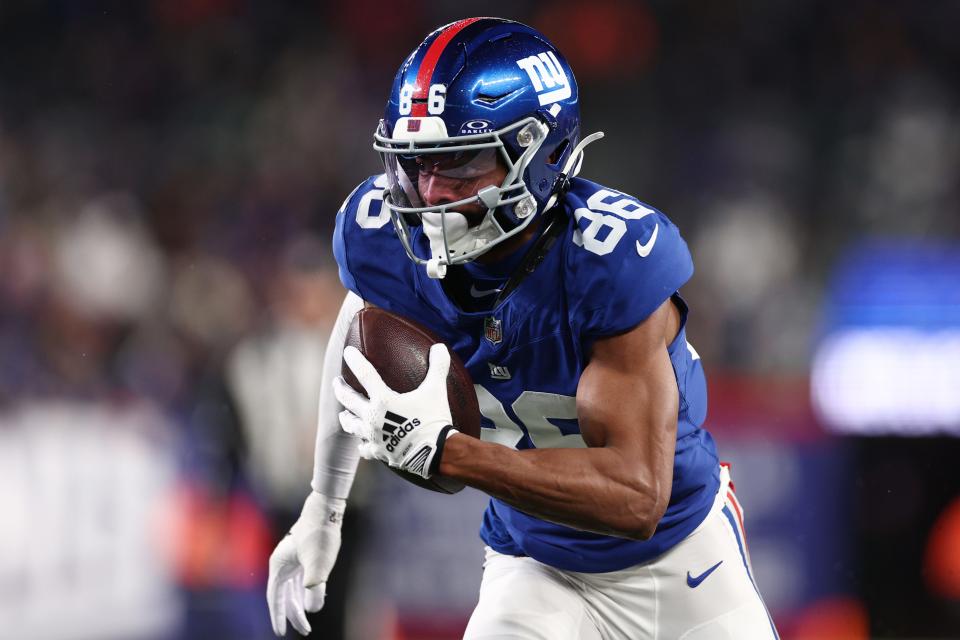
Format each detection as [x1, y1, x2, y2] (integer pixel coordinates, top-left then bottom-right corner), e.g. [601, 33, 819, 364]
[490, 206, 568, 307]
[543, 131, 605, 213]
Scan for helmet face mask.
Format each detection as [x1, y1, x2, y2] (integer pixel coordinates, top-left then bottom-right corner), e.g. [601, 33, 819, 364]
[372, 18, 581, 278]
[376, 116, 548, 272]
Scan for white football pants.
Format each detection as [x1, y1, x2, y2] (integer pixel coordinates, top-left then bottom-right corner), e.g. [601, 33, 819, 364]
[463, 465, 779, 640]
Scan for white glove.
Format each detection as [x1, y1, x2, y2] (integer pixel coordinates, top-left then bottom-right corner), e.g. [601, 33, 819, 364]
[266, 492, 346, 637]
[333, 343, 457, 478]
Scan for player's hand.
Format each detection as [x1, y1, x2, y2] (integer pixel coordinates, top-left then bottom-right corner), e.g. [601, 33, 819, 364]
[266, 492, 345, 637]
[334, 344, 457, 478]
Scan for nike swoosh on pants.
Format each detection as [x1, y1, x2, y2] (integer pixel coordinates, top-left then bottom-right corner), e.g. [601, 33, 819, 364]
[686, 560, 723, 588]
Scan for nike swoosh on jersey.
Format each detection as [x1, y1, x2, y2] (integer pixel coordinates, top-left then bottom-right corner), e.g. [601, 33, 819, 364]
[635, 223, 659, 257]
[469, 285, 501, 298]
[686, 560, 723, 588]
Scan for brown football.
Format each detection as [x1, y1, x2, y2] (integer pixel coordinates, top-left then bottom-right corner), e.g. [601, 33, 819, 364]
[342, 306, 480, 494]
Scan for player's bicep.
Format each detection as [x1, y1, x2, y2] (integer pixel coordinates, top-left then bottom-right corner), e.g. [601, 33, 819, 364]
[576, 299, 680, 454]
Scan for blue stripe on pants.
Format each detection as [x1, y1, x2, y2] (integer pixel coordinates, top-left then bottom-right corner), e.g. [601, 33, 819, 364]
[722, 505, 780, 640]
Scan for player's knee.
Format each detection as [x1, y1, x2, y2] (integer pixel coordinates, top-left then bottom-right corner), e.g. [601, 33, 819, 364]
[678, 601, 776, 640]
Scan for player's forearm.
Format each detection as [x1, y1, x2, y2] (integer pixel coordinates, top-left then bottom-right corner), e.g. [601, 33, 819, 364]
[311, 291, 365, 499]
[438, 436, 672, 540]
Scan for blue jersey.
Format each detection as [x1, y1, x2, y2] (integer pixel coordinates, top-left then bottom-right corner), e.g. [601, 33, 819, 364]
[333, 174, 720, 573]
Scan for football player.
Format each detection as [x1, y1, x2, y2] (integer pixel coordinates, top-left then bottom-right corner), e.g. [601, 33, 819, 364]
[267, 17, 779, 639]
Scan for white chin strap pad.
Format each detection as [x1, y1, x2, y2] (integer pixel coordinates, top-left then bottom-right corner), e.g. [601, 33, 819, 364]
[422, 210, 501, 274]
[423, 210, 470, 261]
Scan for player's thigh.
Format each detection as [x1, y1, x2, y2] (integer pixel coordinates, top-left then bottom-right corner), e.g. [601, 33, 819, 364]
[464, 549, 602, 640]
[652, 497, 778, 640]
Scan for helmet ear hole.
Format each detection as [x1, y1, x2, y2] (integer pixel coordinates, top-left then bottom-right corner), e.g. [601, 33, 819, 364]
[548, 139, 570, 166]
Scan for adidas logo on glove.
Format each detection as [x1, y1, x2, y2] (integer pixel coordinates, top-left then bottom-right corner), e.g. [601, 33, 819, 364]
[382, 411, 420, 453]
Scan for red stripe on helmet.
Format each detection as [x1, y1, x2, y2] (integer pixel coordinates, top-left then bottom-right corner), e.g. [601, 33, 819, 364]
[411, 17, 484, 116]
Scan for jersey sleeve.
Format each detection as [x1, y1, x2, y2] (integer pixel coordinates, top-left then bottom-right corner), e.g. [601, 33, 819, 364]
[332, 180, 367, 296]
[565, 187, 694, 338]
[332, 174, 409, 306]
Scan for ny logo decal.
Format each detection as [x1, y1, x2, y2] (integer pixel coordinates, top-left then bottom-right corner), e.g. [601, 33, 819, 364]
[516, 51, 571, 106]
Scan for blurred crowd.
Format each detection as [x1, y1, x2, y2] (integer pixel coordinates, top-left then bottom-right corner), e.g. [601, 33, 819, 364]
[2, 1, 958, 402]
[1, 1, 958, 638]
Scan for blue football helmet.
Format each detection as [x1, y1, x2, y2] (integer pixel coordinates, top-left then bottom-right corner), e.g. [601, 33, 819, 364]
[373, 17, 599, 278]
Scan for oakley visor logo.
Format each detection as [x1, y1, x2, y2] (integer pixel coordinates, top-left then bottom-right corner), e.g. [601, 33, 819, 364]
[460, 119, 495, 134]
[516, 51, 571, 106]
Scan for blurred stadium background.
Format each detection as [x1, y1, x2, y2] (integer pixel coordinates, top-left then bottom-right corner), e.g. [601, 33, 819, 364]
[1, 1, 959, 639]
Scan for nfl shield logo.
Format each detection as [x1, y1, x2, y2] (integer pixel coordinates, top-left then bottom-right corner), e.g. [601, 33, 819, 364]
[484, 316, 502, 345]
[407, 119, 421, 132]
